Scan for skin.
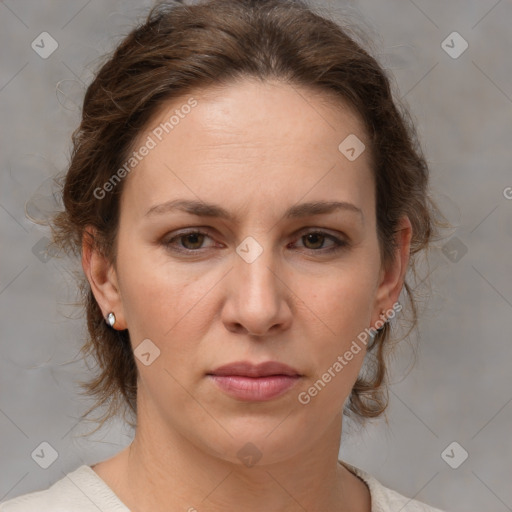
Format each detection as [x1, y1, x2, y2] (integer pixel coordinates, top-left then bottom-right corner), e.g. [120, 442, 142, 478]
[82, 77, 412, 512]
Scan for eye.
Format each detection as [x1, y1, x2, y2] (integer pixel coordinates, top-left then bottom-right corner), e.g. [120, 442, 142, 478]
[293, 230, 348, 253]
[162, 228, 349, 255]
[163, 229, 216, 253]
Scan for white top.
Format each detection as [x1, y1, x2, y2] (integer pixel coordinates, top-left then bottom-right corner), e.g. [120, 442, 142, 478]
[0, 460, 446, 511]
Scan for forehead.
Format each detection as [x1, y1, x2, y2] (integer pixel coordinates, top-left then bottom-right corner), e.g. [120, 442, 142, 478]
[122, 78, 373, 219]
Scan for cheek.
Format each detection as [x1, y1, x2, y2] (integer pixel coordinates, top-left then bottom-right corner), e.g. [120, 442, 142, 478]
[294, 259, 379, 393]
[305, 258, 378, 338]
[115, 237, 204, 350]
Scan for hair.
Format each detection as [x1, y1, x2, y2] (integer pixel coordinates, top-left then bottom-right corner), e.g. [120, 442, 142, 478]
[48, 0, 449, 432]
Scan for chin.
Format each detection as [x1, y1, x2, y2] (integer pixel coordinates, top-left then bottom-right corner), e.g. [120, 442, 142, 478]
[198, 419, 313, 468]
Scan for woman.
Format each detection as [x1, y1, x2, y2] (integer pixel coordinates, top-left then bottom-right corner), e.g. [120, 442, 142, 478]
[1, 0, 448, 510]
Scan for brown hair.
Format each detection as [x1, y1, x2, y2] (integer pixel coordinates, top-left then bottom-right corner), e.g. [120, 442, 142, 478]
[49, 0, 448, 431]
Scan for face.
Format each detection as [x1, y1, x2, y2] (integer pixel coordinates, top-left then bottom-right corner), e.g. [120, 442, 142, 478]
[86, 78, 410, 465]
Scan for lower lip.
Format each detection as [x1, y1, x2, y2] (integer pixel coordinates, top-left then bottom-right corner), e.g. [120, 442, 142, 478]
[208, 375, 301, 401]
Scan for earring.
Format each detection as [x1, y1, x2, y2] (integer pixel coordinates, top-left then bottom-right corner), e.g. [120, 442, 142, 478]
[106, 312, 116, 328]
[376, 309, 387, 332]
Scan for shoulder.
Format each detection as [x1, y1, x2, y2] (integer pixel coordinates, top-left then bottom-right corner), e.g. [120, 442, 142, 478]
[0, 465, 129, 512]
[339, 460, 448, 512]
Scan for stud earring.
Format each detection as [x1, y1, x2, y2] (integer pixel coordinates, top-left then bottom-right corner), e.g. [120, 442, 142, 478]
[106, 312, 116, 328]
[376, 309, 387, 332]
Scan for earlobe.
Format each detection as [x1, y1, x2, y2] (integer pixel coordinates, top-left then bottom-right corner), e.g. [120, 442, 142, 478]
[371, 216, 412, 328]
[81, 226, 126, 330]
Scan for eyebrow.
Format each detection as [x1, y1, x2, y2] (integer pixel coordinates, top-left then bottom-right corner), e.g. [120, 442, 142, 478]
[144, 199, 364, 223]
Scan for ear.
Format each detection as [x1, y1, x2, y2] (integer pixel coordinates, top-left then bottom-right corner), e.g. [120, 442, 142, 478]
[371, 215, 412, 328]
[81, 225, 127, 330]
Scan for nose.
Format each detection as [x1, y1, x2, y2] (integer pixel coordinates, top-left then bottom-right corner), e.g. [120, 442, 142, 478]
[222, 244, 292, 337]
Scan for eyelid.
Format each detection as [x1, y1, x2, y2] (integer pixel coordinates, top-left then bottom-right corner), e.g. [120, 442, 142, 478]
[295, 227, 348, 240]
[163, 228, 216, 246]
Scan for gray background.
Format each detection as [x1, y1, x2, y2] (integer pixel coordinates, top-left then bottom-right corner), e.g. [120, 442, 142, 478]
[1, 1, 511, 511]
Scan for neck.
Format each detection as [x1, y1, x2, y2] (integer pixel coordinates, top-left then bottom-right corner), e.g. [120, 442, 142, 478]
[110, 405, 364, 512]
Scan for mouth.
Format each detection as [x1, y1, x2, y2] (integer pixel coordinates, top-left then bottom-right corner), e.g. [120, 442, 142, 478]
[206, 360, 303, 402]
[207, 360, 302, 378]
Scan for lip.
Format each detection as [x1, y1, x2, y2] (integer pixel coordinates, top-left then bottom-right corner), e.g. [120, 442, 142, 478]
[209, 361, 302, 378]
[208, 375, 301, 401]
[206, 361, 303, 402]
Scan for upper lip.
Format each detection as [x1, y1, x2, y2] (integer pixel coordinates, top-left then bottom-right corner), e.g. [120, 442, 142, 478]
[208, 361, 302, 377]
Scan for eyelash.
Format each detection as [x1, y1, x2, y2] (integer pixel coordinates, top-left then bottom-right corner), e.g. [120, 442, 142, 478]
[162, 228, 348, 255]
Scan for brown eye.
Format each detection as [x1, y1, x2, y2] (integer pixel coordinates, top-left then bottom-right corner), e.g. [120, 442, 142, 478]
[302, 232, 326, 250]
[295, 230, 348, 253]
[163, 230, 214, 253]
[180, 232, 206, 250]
